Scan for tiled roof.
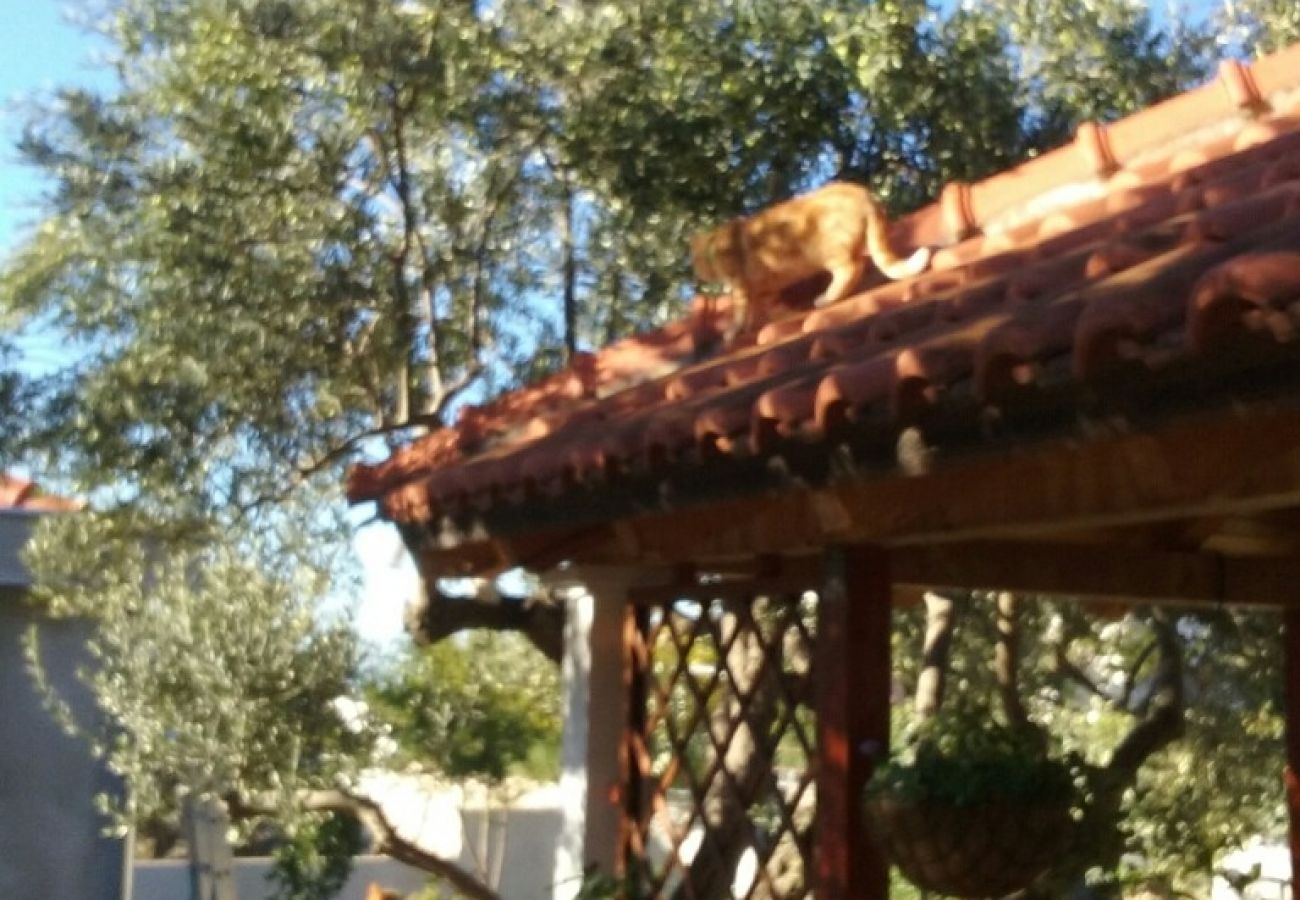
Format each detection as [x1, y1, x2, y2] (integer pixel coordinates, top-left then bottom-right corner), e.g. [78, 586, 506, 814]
[348, 44, 1300, 533]
[0, 473, 78, 509]
[0, 474, 80, 512]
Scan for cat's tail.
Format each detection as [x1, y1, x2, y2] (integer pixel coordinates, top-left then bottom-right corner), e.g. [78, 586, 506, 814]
[864, 192, 932, 281]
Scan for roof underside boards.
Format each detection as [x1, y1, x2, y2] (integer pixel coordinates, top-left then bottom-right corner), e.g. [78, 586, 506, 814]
[349, 44, 1300, 572]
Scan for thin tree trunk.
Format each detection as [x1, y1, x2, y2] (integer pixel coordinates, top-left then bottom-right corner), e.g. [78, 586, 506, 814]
[994, 592, 1030, 731]
[558, 178, 579, 361]
[915, 591, 960, 722]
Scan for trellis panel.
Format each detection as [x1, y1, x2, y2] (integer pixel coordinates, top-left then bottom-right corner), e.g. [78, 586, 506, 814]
[622, 588, 820, 900]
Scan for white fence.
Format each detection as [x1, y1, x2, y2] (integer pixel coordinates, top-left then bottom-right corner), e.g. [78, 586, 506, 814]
[132, 793, 564, 900]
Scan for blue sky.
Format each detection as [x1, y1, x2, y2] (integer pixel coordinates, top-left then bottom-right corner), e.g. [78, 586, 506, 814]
[0, 4, 417, 648]
[0, 2, 112, 248]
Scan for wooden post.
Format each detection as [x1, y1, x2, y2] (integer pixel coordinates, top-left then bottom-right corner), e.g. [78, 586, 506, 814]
[620, 602, 649, 882]
[816, 546, 891, 899]
[1285, 608, 1300, 892]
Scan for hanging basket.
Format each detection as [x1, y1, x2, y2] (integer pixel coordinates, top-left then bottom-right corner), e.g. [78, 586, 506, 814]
[864, 790, 1074, 898]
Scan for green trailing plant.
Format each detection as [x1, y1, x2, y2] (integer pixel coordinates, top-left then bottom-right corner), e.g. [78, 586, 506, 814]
[268, 812, 365, 900]
[867, 700, 1078, 810]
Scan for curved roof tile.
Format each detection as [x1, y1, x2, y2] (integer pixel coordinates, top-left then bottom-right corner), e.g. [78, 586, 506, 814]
[349, 43, 1300, 530]
[0, 475, 80, 512]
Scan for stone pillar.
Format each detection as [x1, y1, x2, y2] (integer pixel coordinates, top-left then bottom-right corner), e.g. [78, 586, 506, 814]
[550, 567, 655, 900]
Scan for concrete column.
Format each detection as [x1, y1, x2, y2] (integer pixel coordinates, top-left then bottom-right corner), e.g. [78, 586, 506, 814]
[549, 567, 658, 900]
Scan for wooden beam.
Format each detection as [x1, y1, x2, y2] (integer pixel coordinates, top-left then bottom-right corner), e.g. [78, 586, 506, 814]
[424, 407, 1300, 578]
[815, 546, 890, 900]
[619, 602, 646, 882]
[626, 555, 824, 606]
[585, 406, 1300, 568]
[891, 542, 1300, 606]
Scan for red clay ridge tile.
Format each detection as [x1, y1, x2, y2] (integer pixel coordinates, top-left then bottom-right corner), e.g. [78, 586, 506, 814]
[931, 236, 988, 272]
[1237, 116, 1300, 152]
[348, 42, 1300, 525]
[1108, 81, 1237, 167]
[1219, 59, 1266, 113]
[969, 136, 1097, 228]
[941, 182, 978, 243]
[1250, 42, 1300, 102]
[1076, 121, 1119, 178]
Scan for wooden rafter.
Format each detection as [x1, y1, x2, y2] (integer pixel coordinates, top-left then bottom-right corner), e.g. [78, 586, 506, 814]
[890, 542, 1300, 607]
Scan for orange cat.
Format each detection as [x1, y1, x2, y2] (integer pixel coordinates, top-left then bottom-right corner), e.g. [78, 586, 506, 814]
[691, 181, 931, 338]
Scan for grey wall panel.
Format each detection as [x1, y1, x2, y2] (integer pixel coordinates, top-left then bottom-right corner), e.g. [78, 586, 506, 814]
[0, 598, 127, 899]
[0, 513, 33, 587]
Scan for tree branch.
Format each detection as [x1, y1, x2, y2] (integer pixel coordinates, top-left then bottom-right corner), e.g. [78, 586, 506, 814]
[559, 176, 578, 361]
[233, 419, 437, 515]
[1054, 648, 1117, 708]
[384, 84, 447, 419]
[1119, 638, 1159, 711]
[406, 576, 566, 665]
[1107, 610, 1184, 779]
[230, 789, 501, 900]
[428, 360, 487, 425]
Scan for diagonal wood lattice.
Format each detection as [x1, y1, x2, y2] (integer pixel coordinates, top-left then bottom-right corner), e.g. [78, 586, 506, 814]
[622, 589, 819, 900]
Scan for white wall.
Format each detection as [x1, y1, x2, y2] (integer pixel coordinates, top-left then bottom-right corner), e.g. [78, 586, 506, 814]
[132, 802, 564, 900]
[133, 856, 430, 900]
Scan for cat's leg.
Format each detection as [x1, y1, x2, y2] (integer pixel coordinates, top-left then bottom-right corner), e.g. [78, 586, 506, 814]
[813, 259, 867, 308]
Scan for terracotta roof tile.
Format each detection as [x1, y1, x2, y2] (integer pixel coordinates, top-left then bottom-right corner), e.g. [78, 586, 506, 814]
[347, 43, 1300, 531]
[0, 475, 80, 512]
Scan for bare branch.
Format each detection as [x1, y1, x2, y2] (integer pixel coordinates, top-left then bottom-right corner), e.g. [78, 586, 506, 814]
[1108, 610, 1184, 778]
[465, 129, 552, 357]
[428, 361, 486, 423]
[1047, 613, 1127, 714]
[230, 789, 501, 900]
[232, 419, 434, 516]
[1053, 647, 1118, 709]
[1119, 638, 1159, 711]
[407, 577, 566, 665]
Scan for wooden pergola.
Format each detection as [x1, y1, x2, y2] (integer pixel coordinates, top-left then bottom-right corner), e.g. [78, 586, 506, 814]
[350, 43, 1300, 899]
